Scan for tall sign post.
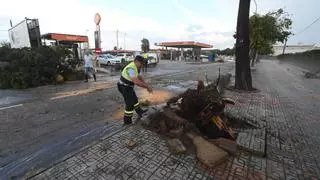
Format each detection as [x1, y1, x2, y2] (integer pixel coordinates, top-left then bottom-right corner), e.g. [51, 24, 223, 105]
[94, 13, 101, 54]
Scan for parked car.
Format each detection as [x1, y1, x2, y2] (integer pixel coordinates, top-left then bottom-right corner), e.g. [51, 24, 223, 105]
[98, 54, 121, 66]
[142, 53, 159, 67]
[200, 55, 209, 62]
[116, 53, 134, 62]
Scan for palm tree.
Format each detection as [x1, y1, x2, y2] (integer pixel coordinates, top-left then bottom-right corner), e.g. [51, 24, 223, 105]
[141, 38, 150, 53]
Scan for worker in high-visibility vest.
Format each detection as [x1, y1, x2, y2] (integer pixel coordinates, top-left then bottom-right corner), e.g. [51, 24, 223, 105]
[143, 53, 149, 72]
[117, 55, 153, 125]
[143, 53, 148, 59]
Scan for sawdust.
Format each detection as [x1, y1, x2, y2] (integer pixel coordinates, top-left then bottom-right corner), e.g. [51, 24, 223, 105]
[113, 109, 124, 120]
[138, 90, 175, 104]
[50, 83, 114, 100]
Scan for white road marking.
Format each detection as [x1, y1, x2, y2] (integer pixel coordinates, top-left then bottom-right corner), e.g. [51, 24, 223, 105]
[0, 104, 23, 111]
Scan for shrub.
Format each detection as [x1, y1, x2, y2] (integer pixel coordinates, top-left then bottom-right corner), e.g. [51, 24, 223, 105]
[0, 46, 81, 89]
[0, 70, 12, 89]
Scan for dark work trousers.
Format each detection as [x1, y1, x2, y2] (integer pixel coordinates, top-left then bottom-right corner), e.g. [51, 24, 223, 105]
[117, 83, 143, 123]
[144, 60, 148, 73]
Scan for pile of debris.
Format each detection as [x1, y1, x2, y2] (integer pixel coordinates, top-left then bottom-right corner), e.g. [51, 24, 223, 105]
[142, 73, 238, 168]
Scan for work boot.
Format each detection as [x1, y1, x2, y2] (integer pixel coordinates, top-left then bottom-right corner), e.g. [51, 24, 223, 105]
[135, 108, 148, 124]
[136, 108, 148, 119]
[123, 116, 132, 125]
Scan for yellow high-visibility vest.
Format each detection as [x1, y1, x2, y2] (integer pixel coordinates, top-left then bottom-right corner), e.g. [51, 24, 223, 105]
[121, 62, 138, 82]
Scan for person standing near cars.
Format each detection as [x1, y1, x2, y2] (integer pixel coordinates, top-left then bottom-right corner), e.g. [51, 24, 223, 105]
[84, 50, 97, 82]
[143, 53, 149, 73]
[117, 55, 153, 125]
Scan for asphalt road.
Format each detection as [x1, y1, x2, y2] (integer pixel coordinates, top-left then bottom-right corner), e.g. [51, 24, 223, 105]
[0, 61, 234, 171]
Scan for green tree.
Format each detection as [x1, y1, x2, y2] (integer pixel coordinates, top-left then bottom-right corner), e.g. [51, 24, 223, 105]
[250, 8, 293, 66]
[141, 38, 150, 53]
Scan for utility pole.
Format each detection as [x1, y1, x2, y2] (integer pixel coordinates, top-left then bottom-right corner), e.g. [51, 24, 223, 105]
[123, 32, 126, 50]
[116, 29, 119, 49]
[84, 29, 89, 48]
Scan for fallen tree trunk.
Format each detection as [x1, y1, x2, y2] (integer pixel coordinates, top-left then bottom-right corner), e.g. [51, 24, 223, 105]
[144, 73, 237, 168]
[147, 73, 236, 140]
[167, 73, 232, 125]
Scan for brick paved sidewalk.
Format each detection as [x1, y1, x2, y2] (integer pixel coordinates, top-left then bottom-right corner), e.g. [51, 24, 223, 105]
[29, 61, 320, 180]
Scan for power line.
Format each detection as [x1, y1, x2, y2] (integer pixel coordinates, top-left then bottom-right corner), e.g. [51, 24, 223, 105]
[253, 0, 257, 13]
[295, 16, 320, 36]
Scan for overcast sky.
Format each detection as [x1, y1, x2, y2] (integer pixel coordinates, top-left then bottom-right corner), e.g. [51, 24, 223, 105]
[0, 0, 319, 50]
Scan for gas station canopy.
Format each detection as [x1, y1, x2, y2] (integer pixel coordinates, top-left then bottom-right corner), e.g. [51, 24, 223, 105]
[156, 41, 213, 48]
[104, 50, 136, 53]
[41, 33, 88, 43]
[41, 33, 89, 58]
[156, 41, 213, 61]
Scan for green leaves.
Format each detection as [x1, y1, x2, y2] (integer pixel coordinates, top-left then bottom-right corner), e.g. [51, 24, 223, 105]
[250, 8, 293, 55]
[141, 38, 150, 53]
[0, 46, 77, 89]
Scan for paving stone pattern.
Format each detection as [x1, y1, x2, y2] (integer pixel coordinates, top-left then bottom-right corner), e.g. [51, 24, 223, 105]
[29, 125, 269, 179]
[31, 126, 213, 180]
[30, 62, 320, 179]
